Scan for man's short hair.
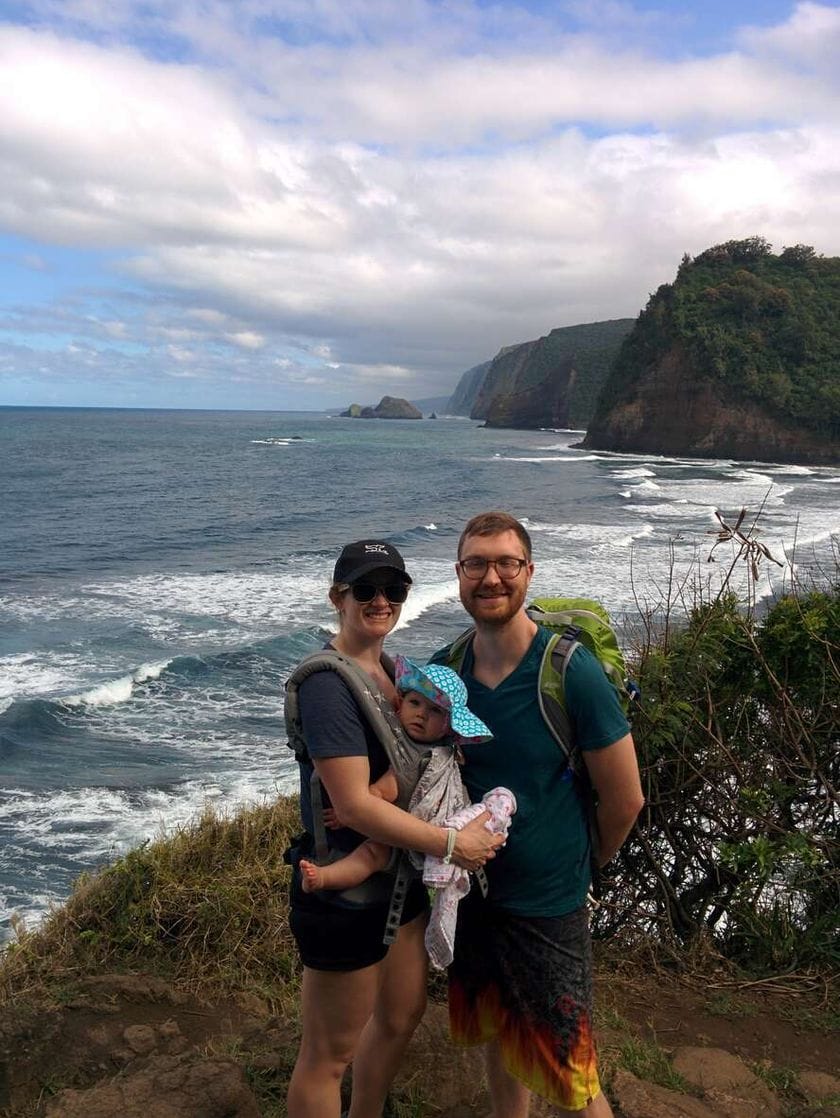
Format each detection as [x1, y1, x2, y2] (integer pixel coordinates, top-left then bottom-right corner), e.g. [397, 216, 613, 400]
[457, 511, 532, 560]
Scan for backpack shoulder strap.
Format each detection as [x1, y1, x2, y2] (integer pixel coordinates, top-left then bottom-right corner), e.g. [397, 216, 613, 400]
[536, 627, 582, 770]
[436, 627, 476, 674]
[538, 627, 604, 891]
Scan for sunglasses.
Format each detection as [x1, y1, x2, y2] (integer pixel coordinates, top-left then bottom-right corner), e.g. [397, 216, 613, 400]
[349, 581, 409, 604]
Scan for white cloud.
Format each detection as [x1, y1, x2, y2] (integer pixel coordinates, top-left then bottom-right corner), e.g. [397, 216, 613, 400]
[739, 1, 840, 69]
[167, 344, 196, 362]
[348, 362, 412, 383]
[226, 330, 266, 349]
[1, 3, 840, 406]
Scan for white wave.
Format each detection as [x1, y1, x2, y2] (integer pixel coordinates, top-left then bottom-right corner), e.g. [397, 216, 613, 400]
[771, 465, 814, 476]
[632, 479, 661, 492]
[424, 523, 438, 531]
[0, 770, 295, 937]
[0, 652, 93, 708]
[612, 525, 655, 547]
[395, 569, 460, 631]
[512, 521, 656, 551]
[63, 659, 173, 708]
[732, 470, 774, 485]
[625, 502, 707, 519]
[89, 567, 330, 635]
[631, 472, 792, 520]
[490, 454, 599, 464]
[791, 528, 840, 548]
[250, 437, 312, 445]
[618, 489, 632, 499]
[546, 452, 601, 461]
[612, 467, 656, 478]
[0, 891, 60, 941]
[0, 563, 336, 637]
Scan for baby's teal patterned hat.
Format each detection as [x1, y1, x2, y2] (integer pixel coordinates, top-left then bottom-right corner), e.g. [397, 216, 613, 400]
[394, 655, 493, 744]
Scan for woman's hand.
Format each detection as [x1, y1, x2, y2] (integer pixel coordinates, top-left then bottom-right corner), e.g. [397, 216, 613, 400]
[450, 811, 504, 872]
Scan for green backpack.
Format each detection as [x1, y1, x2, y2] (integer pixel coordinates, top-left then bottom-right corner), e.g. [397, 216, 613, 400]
[437, 596, 636, 893]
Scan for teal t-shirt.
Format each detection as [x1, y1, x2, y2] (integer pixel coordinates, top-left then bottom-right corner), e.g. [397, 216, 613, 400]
[432, 625, 630, 917]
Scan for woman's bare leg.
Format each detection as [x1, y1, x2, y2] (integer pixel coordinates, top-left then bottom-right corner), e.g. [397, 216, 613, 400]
[299, 841, 391, 892]
[287, 963, 380, 1118]
[348, 909, 429, 1117]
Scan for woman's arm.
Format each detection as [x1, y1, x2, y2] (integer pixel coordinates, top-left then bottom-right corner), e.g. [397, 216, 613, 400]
[314, 754, 502, 868]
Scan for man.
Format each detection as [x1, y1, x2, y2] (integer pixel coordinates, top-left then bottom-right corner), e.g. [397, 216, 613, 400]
[432, 511, 644, 1118]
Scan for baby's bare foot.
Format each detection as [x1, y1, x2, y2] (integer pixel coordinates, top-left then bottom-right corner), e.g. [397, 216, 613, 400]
[299, 858, 325, 892]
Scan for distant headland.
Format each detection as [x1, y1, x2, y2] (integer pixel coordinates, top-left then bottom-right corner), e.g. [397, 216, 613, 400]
[442, 237, 840, 465]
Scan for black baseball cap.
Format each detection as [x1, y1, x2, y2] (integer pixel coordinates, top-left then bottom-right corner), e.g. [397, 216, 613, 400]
[333, 540, 412, 585]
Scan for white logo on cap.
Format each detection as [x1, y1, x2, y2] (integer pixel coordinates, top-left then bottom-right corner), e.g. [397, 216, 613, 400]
[364, 543, 389, 554]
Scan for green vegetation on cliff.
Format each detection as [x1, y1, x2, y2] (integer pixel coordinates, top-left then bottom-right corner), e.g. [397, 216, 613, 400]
[587, 238, 840, 459]
[448, 319, 633, 428]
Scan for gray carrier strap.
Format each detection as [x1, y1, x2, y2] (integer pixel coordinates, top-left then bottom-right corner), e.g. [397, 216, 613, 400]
[285, 648, 421, 810]
[475, 866, 489, 897]
[382, 851, 414, 944]
[310, 770, 330, 864]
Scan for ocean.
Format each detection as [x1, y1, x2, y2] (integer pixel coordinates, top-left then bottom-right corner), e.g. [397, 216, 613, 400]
[2, 406, 839, 943]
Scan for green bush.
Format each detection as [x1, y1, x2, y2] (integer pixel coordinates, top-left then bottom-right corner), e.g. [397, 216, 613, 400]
[596, 564, 839, 974]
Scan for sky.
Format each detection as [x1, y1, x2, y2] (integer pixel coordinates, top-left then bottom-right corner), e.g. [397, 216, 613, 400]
[1, 0, 839, 411]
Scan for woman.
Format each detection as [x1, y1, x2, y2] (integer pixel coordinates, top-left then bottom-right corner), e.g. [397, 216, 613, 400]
[286, 539, 502, 1118]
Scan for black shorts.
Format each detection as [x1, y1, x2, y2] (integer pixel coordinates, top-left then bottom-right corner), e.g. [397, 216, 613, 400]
[289, 865, 429, 972]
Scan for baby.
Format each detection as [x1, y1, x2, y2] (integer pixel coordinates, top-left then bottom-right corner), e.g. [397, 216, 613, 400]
[299, 656, 515, 897]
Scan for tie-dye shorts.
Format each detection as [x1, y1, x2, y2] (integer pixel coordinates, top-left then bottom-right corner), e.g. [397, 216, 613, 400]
[448, 892, 601, 1111]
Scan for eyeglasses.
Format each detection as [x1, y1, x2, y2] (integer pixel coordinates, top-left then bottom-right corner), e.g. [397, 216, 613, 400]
[457, 556, 528, 580]
[348, 581, 409, 604]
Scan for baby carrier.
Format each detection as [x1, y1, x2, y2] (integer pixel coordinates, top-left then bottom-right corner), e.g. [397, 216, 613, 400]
[285, 648, 432, 943]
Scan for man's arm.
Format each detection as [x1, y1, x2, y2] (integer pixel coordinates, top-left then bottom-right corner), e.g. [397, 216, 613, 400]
[582, 733, 644, 866]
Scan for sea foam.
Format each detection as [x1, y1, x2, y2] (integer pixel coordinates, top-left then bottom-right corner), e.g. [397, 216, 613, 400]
[63, 659, 173, 708]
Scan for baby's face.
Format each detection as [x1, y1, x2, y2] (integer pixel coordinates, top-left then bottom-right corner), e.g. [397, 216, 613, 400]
[399, 690, 451, 743]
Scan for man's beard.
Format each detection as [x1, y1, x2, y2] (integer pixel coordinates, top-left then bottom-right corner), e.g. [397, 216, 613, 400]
[460, 583, 526, 627]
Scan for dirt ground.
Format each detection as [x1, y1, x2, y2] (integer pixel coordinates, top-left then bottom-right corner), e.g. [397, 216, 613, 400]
[602, 966, 838, 1072]
[1, 963, 837, 1117]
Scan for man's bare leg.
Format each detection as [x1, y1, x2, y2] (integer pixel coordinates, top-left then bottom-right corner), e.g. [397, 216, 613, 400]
[485, 1040, 530, 1118]
[581, 1089, 614, 1116]
[484, 1040, 614, 1117]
